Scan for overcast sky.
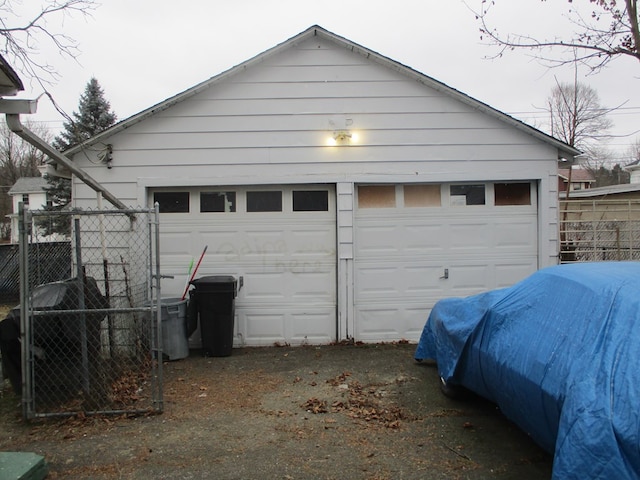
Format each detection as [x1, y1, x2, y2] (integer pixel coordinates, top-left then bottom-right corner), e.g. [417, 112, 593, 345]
[16, 0, 640, 162]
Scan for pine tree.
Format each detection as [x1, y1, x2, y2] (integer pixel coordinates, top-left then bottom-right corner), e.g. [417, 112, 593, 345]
[53, 77, 118, 151]
[40, 77, 117, 236]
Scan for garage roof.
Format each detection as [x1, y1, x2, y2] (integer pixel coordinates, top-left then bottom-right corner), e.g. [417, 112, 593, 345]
[67, 25, 581, 160]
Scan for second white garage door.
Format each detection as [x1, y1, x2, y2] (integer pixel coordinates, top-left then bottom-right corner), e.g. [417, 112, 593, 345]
[354, 182, 539, 342]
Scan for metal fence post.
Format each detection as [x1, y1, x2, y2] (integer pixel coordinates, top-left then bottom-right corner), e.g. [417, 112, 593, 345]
[18, 202, 33, 419]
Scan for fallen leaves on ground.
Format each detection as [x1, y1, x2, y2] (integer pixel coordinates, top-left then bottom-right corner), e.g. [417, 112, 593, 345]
[301, 397, 328, 414]
[302, 378, 406, 429]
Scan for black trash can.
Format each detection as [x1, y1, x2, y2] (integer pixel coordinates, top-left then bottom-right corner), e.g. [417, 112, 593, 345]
[189, 276, 237, 357]
[0, 276, 107, 395]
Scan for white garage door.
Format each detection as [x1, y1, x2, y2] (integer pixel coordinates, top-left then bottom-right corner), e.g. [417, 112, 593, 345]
[153, 185, 337, 346]
[354, 182, 538, 342]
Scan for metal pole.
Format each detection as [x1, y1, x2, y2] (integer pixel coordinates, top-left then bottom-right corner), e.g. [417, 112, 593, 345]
[97, 193, 115, 356]
[18, 202, 33, 419]
[146, 203, 164, 412]
[5, 114, 129, 212]
[154, 203, 163, 411]
[74, 217, 90, 394]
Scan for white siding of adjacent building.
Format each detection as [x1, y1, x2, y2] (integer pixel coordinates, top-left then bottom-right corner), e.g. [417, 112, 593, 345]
[10, 190, 48, 243]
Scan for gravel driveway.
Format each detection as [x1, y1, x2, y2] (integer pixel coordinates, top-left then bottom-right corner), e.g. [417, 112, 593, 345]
[0, 343, 551, 479]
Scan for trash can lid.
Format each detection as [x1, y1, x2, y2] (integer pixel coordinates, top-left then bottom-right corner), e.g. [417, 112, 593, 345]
[190, 275, 237, 286]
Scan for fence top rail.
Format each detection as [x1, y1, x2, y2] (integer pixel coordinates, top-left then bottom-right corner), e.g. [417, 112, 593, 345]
[27, 207, 154, 217]
[560, 199, 640, 205]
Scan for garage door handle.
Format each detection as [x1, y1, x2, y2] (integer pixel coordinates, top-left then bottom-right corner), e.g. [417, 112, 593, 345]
[440, 268, 449, 280]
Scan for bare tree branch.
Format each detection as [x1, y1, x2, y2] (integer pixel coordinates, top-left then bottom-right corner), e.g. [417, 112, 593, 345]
[0, 0, 99, 86]
[470, 0, 640, 72]
[546, 79, 614, 161]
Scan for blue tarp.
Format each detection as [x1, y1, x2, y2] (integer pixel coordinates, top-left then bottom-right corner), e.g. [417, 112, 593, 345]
[415, 262, 640, 479]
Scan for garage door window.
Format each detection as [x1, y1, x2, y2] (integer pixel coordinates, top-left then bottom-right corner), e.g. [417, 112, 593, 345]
[247, 191, 282, 212]
[358, 185, 396, 208]
[450, 185, 485, 206]
[494, 183, 531, 206]
[404, 185, 441, 207]
[293, 190, 329, 211]
[201, 192, 236, 212]
[154, 192, 189, 213]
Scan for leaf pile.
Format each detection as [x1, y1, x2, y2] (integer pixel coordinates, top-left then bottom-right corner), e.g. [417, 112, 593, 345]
[110, 369, 148, 407]
[302, 376, 406, 428]
[301, 397, 328, 414]
[334, 380, 405, 428]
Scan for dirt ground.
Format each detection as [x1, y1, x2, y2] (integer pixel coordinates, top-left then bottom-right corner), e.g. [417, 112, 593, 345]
[0, 339, 552, 480]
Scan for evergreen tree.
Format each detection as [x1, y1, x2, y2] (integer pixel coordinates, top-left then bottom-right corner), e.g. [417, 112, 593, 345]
[54, 77, 118, 151]
[40, 77, 117, 236]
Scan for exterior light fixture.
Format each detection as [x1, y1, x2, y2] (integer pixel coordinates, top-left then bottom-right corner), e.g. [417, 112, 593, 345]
[327, 116, 357, 146]
[333, 130, 352, 142]
[328, 130, 358, 146]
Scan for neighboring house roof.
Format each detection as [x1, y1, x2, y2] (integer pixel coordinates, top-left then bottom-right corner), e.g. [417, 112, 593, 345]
[559, 182, 640, 199]
[0, 53, 24, 96]
[625, 159, 640, 170]
[67, 25, 581, 160]
[558, 168, 596, 183]
[8, 177, 48, 195]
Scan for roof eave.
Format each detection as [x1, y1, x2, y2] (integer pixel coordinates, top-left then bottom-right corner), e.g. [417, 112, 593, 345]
[0, 53, 24, 97]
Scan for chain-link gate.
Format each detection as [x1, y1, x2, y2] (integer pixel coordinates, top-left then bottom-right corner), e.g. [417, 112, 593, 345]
[560, 199, 640, 263]
[15, 204, 163, 419]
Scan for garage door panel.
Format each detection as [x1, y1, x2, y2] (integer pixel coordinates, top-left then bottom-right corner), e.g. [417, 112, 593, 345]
[355, 182, 538, 343]
[291, 272, 336, 300]
[241, 231, 288, 260]
[404, 265, 448, 294]
[242, 272, 288, 300]
[447, 264, 491, 293]
[290, 226, 335, 249]
[356, 263, 445, 301]
[291, 311, 335, 344]
[240, 308, 335, 346]
[449, 223, 493, 250]
[242, 310, 286, 345]
[493, 218, 537, 249]
[242, 269, 334, 302]
[357, 221, 444, 254]
[405, 225, 444, 253]
[356, 304, 430, 342]
[356, 224, 407, 254]
[161, 231, 193, 255]
[356, 307, 402, 339]
[157, 184, 337, 346]
[355, 265, 401, 297]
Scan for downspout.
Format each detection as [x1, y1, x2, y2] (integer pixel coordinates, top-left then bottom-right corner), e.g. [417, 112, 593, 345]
[5, 113, 129, 211]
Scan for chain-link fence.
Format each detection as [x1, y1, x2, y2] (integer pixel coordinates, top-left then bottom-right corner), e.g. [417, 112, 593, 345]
[8, 204, 163, 419]
[560, 199, 640, 263]
[0, 241, 71, 301]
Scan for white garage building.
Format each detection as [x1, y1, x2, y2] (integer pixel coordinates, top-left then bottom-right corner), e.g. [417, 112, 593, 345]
[66, 26, 578, 346]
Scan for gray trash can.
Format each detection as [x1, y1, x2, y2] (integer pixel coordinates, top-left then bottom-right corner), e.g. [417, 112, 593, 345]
[157, 297, 189, 360]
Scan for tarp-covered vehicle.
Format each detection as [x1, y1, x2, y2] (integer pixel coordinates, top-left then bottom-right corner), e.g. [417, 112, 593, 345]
[415, 262, 640, 479]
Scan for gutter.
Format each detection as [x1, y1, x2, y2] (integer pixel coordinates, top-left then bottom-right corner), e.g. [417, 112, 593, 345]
[4, 110, 128, 211]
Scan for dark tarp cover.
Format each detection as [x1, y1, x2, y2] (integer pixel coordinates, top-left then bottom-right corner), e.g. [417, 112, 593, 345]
[415, 262, 640, 479]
